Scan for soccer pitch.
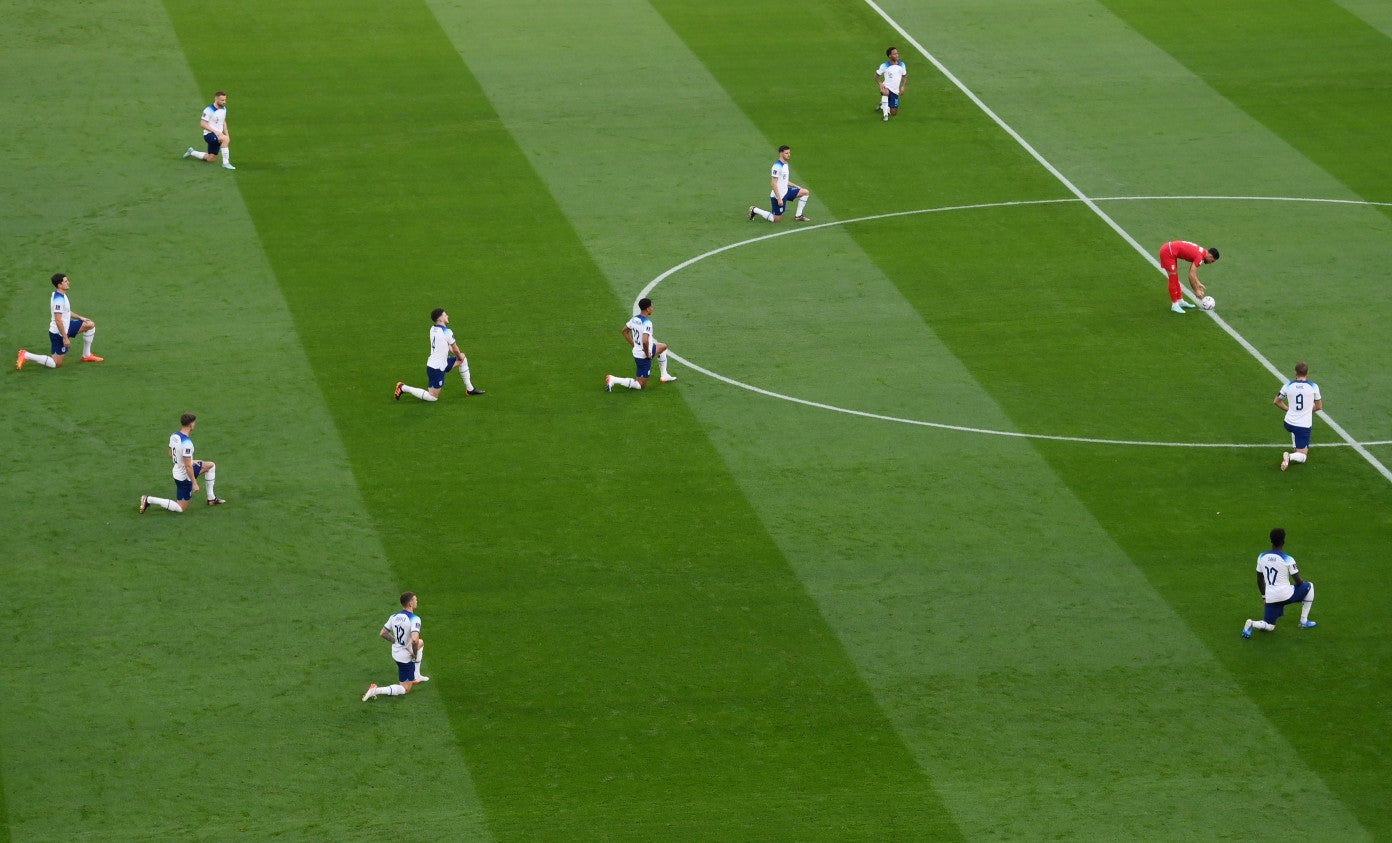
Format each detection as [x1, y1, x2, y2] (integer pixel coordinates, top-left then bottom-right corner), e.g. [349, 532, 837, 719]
[3, 0, 1391, 838]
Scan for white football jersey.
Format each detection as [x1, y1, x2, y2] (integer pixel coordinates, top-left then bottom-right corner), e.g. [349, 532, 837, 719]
[169, 432, 195, 480]
[49, 291, 70, 335]
[383, 610, 421, 663]
[770, 160, 789, 198]
[627, 314, 652, 359]
[1256, 551, 1298, 603]
[1280, 380, 1321, 427]
[877, 60, 907, 94]
[201, 103, 227, 134]
[426, 324, 455, 370]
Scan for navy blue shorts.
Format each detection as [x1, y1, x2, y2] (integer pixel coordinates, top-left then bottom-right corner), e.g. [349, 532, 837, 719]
[772, 187, 802, 216]
[887, 92, 901, 109]
[1263, 580, 1312, 624]
[48, 320, 85, 355]
[633, 357, 653, 379]
[426, 357, 457, 390]
[174, 462, 205, 501]
[396, 660, 417, 683]
[204, 131, 221, 155]
[1284, 421, 1312, 450]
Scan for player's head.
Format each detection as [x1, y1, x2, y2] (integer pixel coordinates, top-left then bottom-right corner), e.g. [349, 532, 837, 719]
[1204, 247, 1220, 263]
[430, 307, 446, 323]
[886, 46, 899, 59]
[180, 412, 197, 427]
[51, 273, 67, 288]
[214, 91, 227, 106]
[1270, 528, 1286, 549]
[1294, 361, 1308, 378]
[400, 591, 417, 609]
[637, 297, 653, 314]
[778, 145, 790, 154]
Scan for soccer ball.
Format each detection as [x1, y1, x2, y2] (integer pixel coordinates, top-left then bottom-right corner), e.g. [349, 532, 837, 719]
[1199, 295, 1216, 310]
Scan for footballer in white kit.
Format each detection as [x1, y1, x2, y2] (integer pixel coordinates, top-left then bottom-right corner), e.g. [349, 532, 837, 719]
[139, 412, 225, 513]
[363, 592, 428, 700]
[183, 90, 235, 169]
[393, 307, 484, 402]
[604, 297, 675, 391]
[1274, 362, 1321, 470]
[1243, 528, 1316, 637]
[16, 273, 101, 370]
[749, 145, 811, 223]
[875, 46, 908, 119]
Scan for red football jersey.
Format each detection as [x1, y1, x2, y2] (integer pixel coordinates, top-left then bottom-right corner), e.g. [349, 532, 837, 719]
[1165, 240, 1207, 263]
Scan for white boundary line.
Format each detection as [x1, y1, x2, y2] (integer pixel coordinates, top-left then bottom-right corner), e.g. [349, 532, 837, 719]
[641, 196, 1392, 450]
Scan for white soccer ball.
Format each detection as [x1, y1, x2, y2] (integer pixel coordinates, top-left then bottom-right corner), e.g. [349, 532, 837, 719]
[1199, 295, 1216, 310]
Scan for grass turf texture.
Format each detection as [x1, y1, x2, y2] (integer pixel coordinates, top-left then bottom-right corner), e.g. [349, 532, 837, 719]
[1, 0, 1389, 839]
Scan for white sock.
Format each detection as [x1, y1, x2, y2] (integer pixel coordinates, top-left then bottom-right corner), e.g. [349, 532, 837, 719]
[148, 496, 182, 513]
[754, 207, 774, 222]
[458, 359, 474, 391]
[404, 385, 435, 401]
[1252, 620, 1275, 632]
[204, 466, 216, 500]
[658, 351, 669, 377]
[23, 351, 57, 368]
[881, 96, 890, 116]
[1290, 452, 1307, 464]
[1301, 584, 1314, 621]
[221, 148, 231, 164]
[610, 377, 640, 390]
[370, 684, 406, 698]
[82, 328, 95, 355]
[796, 196, 809, 216]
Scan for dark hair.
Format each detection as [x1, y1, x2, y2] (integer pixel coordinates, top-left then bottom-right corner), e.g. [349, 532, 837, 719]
[1207, 247, 1220, 261]
[778, 145, 790, 153]
[886, 46, 897, 57]
[215, 90, 227, 98]
[400, 591, 416, 607]
[180, 413, 197, 427]
[1294, 361, 1308, 377]
[51, 273, 67, 287]
[430, 308, 445, 322]
[638, 297, 652, 312]
[1270, 528, 1286, 549]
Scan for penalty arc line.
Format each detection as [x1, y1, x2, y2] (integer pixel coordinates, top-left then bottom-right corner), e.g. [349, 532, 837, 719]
[857, 0, 1392, 483]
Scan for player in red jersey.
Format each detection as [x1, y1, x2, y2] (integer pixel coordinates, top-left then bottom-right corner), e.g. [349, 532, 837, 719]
[1158, 240, 1219, 314]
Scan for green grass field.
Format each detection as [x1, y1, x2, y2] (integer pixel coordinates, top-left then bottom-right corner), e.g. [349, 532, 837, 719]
[3, 0, 1391, 838]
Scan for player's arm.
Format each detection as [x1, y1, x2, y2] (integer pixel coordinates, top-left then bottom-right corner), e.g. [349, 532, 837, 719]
[1291, 572, 1305, 587]
[622, 325, 635, 346]
[379, 626, 394, 642]
[643, 332, 653, 358]
[409, 631, 422, 659]
[1273, 391, 1288, 411]
[1188, 263, 1205, 297]
[876, 69, 888, 95]
[184, 456, 199, 492]
[449, 341, 464, 358]
[55, 305, 70, 348]
[1313, 397, 1323, 412]
[1255, 572, 1265, 596]
[770, 174, 781, 196]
